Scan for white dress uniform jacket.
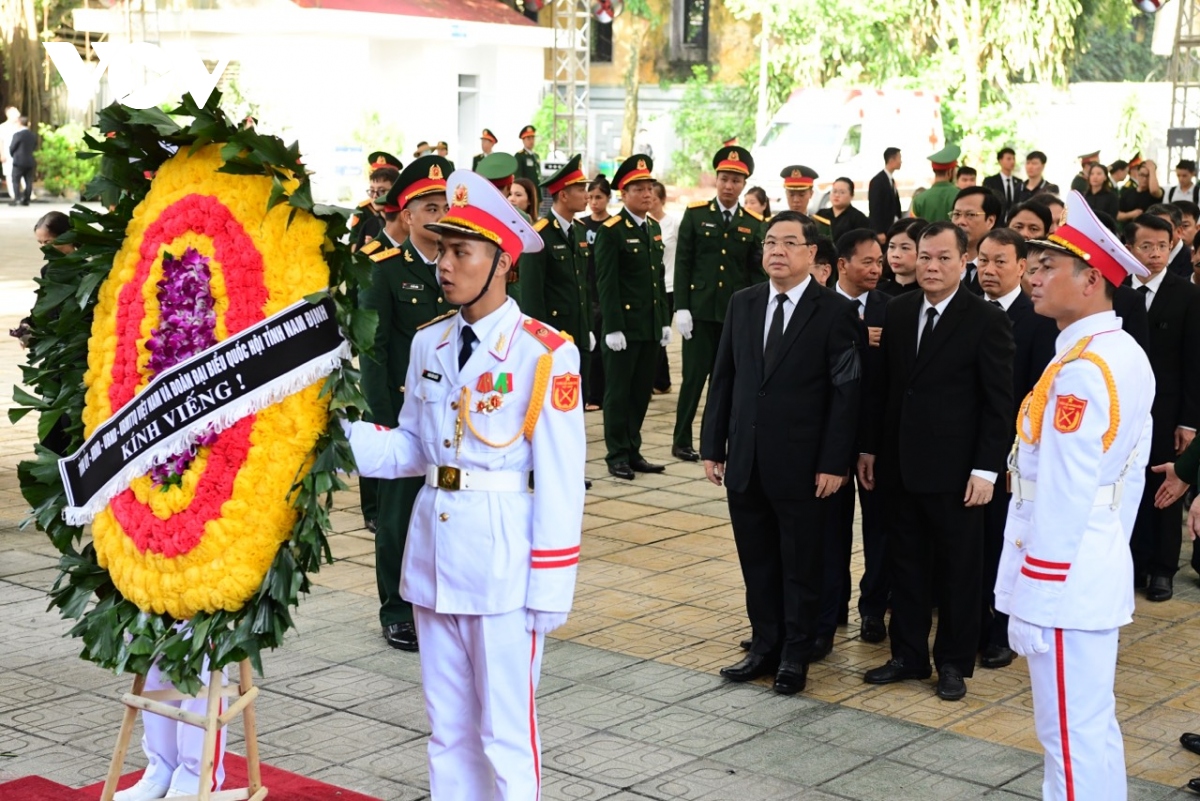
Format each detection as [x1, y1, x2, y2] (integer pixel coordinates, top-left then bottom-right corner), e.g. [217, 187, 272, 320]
[348, 297, 586, 616]
[995, 309, 1154, 630]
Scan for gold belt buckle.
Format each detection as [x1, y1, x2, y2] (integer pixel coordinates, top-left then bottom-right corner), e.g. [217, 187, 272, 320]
[437, 466, 461, 490]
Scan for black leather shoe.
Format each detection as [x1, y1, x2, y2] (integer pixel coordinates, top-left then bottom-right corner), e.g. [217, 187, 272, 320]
[629, 457, 666, 473]
[383, 622, 418, 652]
[864, 658, 931, 685]
[1188, 777, 1200, 794]
[808, 637, 833, 663]
[720, 652, 779, 682]
[1180, 732, 1200, 756]
[936, 666, 967, 701]
[860, 615, 887, 643]
[671, 445, 700, 462]
[773, 661, 808, 695]
[585, 480, 593, 490]
[980, 644, 1016, 669]
[1147, 575, 1173, 602]
[608, 462, 635, 480]
[739, 638, 752, 651]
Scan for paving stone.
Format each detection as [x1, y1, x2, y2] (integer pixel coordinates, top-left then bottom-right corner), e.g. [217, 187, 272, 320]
[607, 706, 762, 756]
[259, 710, 421, 763]
[0, 549, 59, 578]
[344, 735, 430, 790]
[541, 640, 645, 682]
[779, 705, 935, 756]
[268, 664, 417, 710]
[542, 732, 694, 788]
[680, 683, 824, 728]
[0, 669, 80, 709]
[345, 688, 433, 735]
[347, 649, 427, 685]
[587, 660, 725, 705]
[309, 763, 427, 800]
[542, 767, 637, 800]
[6, 692, 128, 745]
[818, 757, 993, 800]
[630, 758, 823, 801]
[708, 730, 871, 786]
[889, 729, 1043, 785]
[536, 685, 667, 730]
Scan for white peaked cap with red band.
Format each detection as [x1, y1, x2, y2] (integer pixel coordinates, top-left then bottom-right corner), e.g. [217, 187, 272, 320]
[426, 169, 545, 260]
[1029, 190, 1149, 286]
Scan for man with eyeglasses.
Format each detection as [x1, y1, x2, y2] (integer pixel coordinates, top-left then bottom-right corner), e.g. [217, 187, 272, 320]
[701, 210, 862, 695]
[951, 186, 1000, 294]
[350, 151, 401, 252]
[1124, 213, 1200, 603]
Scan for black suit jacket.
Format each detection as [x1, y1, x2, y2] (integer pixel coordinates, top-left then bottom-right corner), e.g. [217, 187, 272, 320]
[702, 280, 863, 500]
[862, 287, 1015, 494]
[867, 170, 901, 235]
[1143, 272, 1200, 459]
[9, 128, 35, 168]
[1113, 284, 1150, 353]
[1005, 292, 1058, 416]
[1168, 244, 1193, 281]
[982, 173, 1018, 220]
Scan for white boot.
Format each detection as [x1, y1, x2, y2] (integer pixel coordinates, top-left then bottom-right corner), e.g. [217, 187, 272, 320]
[164, 790, 191, 798]
[112, 778, 171, 801]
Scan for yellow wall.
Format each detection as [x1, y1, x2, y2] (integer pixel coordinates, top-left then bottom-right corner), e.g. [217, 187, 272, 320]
[546, 0, 757, 86]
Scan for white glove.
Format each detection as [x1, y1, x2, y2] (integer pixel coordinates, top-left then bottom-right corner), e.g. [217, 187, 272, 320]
[338, 417, 352, 438]
[1008, 615, 1050, 657]
[675, 309, 693, 340]
[589, 331, 597, 352]
[660, 326, 671, 347]
[605, 331, 627, 352]
[525, 609, 569, 635]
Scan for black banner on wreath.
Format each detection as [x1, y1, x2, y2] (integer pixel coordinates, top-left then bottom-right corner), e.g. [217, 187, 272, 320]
[60, 296, 347, 523]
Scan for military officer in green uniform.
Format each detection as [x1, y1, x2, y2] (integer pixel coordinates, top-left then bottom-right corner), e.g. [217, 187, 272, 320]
[911, 145, 961, 222]
[476, 152, 526, 305]
[515, 125, 541, 202]
[596, 154, 671, 480]
[472, 128, 498, 171]
[780, 165, 830, 238]
[671, 146, 765, 461]
[350, 151, 401, 252]
[359, 154, 454, 652]
[519, 154, 593, 394]
[1071, 150, 1101, 194]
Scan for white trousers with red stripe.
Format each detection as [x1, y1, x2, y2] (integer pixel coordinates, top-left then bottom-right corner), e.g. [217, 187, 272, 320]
[1027, 627, 1125, 801]
[414, 605, 544, 801]
[140, 661, 227, 795]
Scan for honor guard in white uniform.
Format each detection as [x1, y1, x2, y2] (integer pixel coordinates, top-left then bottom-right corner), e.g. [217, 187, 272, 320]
[345, 169, 586, 801]
[995, 191, 1155, 801]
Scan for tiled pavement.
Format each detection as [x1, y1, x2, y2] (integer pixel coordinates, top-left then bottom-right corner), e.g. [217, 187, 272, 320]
[4, 203, 1200, 799]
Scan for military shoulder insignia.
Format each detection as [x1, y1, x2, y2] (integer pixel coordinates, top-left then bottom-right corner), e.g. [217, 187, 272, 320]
[360, 239, 383, 256]
[403, 249, 415, 263]
[1053, 394, 1087, 433]
[522, 318, 568, 351]
[416, 309, 459, 331]
[370, 247, 401, 262]
[688, 200, 708, 209]
[603, 216, 622, 228]
[743, 207, 764, 221]
[551, 373, 581, 412]
[349, 216, 360, 228]
[357, 198, 372, 209]
[533, 218, 551, 232]
[812, 214, 831, 226]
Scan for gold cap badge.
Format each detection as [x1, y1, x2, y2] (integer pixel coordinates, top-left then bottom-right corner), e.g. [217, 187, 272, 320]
[430, 165, 443, 180]
[452, 184, 469, 207]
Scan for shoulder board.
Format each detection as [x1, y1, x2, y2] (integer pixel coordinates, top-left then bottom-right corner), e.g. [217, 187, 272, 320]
[357, 198, 372, 209]
[533, 218, 550, 232]
[812, 214, 831, 226]
[416, 309, 459, 331]
[360, 239, 383, 256]
[349, 215, 360, 228]
[688, 200, 709, 209]
[370, 247, 401, 262]
[742, 207, 764, 221]
[522, 318, 568, 351]
[603, 215, 622, 228]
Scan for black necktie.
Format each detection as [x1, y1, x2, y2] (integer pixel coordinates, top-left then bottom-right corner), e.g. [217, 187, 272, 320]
[989, 300, 1002, 308]
[458, 326, 477, 370]
[723, 210, 732, 226]
[856, 299, 865, 319]
[764, 293, 787, 365]
[1005, 177, 1012, 205]
[918, 307, 938, 354]
[1137, 285, 1150, 296]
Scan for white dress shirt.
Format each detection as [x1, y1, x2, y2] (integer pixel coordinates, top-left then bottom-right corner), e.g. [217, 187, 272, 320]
[655, 211, 680, 293]
[1134, 267, 1168, 311]
[835, 283, 868, 318]
[986, 284, 1023, 312]
[762, 276, 812, 350]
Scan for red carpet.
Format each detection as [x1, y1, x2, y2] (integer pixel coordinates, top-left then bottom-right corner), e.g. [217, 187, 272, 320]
[0, 754, 382, 800]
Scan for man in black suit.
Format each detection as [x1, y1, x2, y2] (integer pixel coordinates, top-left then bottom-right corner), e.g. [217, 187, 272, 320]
[1147, 203, 1194, 280]
[818, 228, 892, 649]
[868, 148, 903, 239]
[982, 147, 1019, 223]
[1125, 213, 1200, 601]
[975, 228, 1058, 669]
[859, 221, 1014, 701]
[7, 115, 35, 206]
[952, 186, 1000, 295]
[701, 210, 862, 695]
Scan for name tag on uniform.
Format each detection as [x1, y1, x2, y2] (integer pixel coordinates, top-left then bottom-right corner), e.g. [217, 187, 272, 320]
[654, 235, 662, 241]
[552, 244, 567, 250]
[402, 282, 424, 291]
[422, 370, 442, 382]
[627, 238, 641, 244]
[738, 226, 752, 234]
[579, 241, 588, 248]
[701, 222, 717, 228]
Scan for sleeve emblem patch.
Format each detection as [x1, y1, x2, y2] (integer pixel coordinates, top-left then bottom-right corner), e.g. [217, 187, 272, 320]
[551, 373, 581, 412]
[1053, 394, 1088, 434]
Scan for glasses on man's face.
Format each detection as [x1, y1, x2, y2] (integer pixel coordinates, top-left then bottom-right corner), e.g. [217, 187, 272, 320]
[1135, 242, 1171, 255]
[763, 238, 814, 252]
[950, 210, 985, 221]
[367, 187, 387, 198]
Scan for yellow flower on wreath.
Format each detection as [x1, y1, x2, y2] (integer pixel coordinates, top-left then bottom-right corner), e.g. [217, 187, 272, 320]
[82, 144, 334, 619]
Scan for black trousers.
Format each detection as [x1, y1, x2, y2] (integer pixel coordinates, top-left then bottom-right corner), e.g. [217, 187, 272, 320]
[588, 303, 606, 407]
[654, 292, 673, 392]
[1132, 464, 1183, 579]
[727, 462, 826, 663]
[980, 488, 1011, 650]
[885, 488, 983, 676]
[11, 165, 33, 204]
[816, 474, 889, 637]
